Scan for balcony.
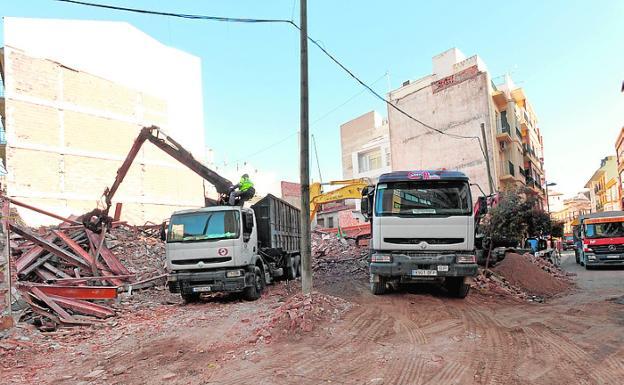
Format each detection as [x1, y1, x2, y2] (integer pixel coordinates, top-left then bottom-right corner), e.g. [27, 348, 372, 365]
[492, 90, 507, 110]
[500, 161, 524, 185]
[523, 143, 541, 168]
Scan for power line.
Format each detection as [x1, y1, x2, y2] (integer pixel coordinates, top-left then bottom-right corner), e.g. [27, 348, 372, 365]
[54, 0, 296, 24]
[234, 72, 388, 163]
[57, 0, 489, 160]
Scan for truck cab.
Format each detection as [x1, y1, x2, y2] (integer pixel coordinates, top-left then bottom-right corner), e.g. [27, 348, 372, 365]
[361, 170, 478, 298]
[577, 211, 624, 269]
[166, 206, 266, 301]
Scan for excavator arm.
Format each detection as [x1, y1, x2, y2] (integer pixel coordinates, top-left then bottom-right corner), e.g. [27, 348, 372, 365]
[84, 126, 233, 231]
[310, 178, 371, 221]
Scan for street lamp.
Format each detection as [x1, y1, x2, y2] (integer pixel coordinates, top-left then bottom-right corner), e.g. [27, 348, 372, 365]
[545, 182, 557, 213]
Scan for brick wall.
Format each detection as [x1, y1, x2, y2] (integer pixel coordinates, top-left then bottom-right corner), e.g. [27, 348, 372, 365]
[2, 48, 204, 225]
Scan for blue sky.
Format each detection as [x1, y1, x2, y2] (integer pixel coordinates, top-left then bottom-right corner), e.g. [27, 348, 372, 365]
[2, 0, 623, 196]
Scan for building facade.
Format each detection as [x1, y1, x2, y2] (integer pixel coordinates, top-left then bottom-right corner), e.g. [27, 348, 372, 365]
[340, 111, 391, 181]
[615, 127, 624, 209]
[0, 18, 205, 226]
[384, 48, 546, 201]
[584, 156, 619, 212]
[552, 192, 592, 233]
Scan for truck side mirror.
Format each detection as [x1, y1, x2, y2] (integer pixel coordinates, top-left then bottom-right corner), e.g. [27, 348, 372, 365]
[360, 186, 373, 221]
[477, 196, 488, 216]
[361, 197, 370, 220]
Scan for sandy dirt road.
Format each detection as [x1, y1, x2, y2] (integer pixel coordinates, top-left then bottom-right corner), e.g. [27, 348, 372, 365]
[3, 252, 624, 385]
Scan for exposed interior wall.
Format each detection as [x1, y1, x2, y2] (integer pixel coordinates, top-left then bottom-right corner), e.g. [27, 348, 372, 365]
[3, 47, 204, 226]
[388, 71, 498, 198]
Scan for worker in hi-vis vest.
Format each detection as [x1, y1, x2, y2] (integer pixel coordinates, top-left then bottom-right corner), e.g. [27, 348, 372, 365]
[229, 173, 256, 205]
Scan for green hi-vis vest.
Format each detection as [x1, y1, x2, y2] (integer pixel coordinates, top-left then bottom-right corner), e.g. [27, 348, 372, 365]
[240, 177, 254, 192]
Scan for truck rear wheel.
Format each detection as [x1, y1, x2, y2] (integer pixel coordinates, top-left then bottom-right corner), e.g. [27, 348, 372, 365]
[287, 255, 299, 280]
[243, 266, 265, 301]
[371, 276, 387, 295]
[445, 277, 470, 299]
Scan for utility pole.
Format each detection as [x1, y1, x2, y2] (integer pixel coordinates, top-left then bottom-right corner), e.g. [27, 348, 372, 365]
[299, 0, 312, 295]
[480, 123, 494, 195]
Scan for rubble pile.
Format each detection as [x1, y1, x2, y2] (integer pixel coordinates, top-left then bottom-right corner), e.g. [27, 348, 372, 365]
[471, 269, 530, 301]
[258, 292, 351, 341]
[311, 231, 369, 276]
[8, 220, 166, 330]
[491, 253, 572, 298]
[523, 252, 573, 280]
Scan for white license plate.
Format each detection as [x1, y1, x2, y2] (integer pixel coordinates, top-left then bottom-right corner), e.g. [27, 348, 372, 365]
[437, 265, 449, 272]
[412, 269, 437, 276]
[192, 286, 212, 293]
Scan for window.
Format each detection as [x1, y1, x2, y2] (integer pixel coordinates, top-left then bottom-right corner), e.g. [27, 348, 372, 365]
[358, 149, 382, 173]
[317, 218, 325, 227]
[327, 217, 334, 228]
[508, 161, 515, 176]
[168, 211, 239, 242]
[500, 111, 510, 133]
[375, 180, 472, 217]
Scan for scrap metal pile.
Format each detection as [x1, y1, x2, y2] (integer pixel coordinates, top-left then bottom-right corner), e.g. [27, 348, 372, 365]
[5, 201, 167, 330]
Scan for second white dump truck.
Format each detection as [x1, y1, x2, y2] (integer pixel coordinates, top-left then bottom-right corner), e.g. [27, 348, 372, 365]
[360, 170, 480, 298]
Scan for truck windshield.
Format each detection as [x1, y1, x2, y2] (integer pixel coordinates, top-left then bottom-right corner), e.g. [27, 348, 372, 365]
[168, 211, 239, 242]
[375, 180, 471, 217]
[584, 221, 624, 239]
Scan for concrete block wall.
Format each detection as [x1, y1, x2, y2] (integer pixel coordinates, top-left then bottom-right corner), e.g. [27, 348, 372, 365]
[2, 48, 204, 226]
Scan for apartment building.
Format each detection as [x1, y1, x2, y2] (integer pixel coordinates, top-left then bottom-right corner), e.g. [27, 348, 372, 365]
[379, 48, 545, 201]
[340, 111, 391, 181]
[0, 17, 205, 226]
[584, 156, 619, 212]
[615, 127, 624, 209]
[552, 192, 592, 233]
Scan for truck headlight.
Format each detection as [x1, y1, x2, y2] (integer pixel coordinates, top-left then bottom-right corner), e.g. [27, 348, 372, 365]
[456, 255, 476, 264]
[226, 270, 243, 278]
[371, 254, 392, 263]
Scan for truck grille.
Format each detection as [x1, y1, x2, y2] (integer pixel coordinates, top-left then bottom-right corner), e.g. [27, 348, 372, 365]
[592, 245, 624, 254]
[173, 257, 232, 265]
[385, 238, 464, 245]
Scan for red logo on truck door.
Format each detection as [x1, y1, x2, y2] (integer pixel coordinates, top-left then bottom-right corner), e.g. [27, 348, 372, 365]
[218, 248, 228, 256]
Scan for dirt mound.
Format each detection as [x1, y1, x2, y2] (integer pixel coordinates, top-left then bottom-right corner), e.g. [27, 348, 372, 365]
[493, 253, 572, 297]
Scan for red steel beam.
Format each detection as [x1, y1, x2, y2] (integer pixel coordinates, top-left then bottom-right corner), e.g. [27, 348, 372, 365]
[15, 233, 55, 273]
[30, 287, 76, 322]
[86, 230, 130, 276]
[113, 203, 123, 222]
[22, 283, 118, 300]
[10, 224, 91, 270]
[47, 294, 115, 318]
[4, 196, 81, 225]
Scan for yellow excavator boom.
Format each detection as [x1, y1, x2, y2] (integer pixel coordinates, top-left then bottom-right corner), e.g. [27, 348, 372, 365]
[310, 178, 371, 221]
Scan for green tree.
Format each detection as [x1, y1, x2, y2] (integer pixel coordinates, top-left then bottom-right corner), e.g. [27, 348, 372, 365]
[481, 187, 555, 246]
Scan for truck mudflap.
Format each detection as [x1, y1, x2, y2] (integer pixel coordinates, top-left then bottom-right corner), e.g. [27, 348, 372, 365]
[167, 270, 253, 294]
[370, 253, 478, 279]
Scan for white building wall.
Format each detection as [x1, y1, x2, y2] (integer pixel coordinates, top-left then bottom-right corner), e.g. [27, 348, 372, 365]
[3, 17, 204, 155]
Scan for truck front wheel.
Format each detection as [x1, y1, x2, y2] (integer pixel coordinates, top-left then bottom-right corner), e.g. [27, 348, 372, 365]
[445, 277, 470, 299]
[371, 275, 387, 295]
[181, 292, 201, 303]
[243, 266, 265, 301]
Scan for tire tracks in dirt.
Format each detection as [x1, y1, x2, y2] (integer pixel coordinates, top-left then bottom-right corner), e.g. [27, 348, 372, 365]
[526, 325, 621, 385]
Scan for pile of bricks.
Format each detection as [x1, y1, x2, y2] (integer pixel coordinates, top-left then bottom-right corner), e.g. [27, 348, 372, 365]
[311, 231, 369, 276]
